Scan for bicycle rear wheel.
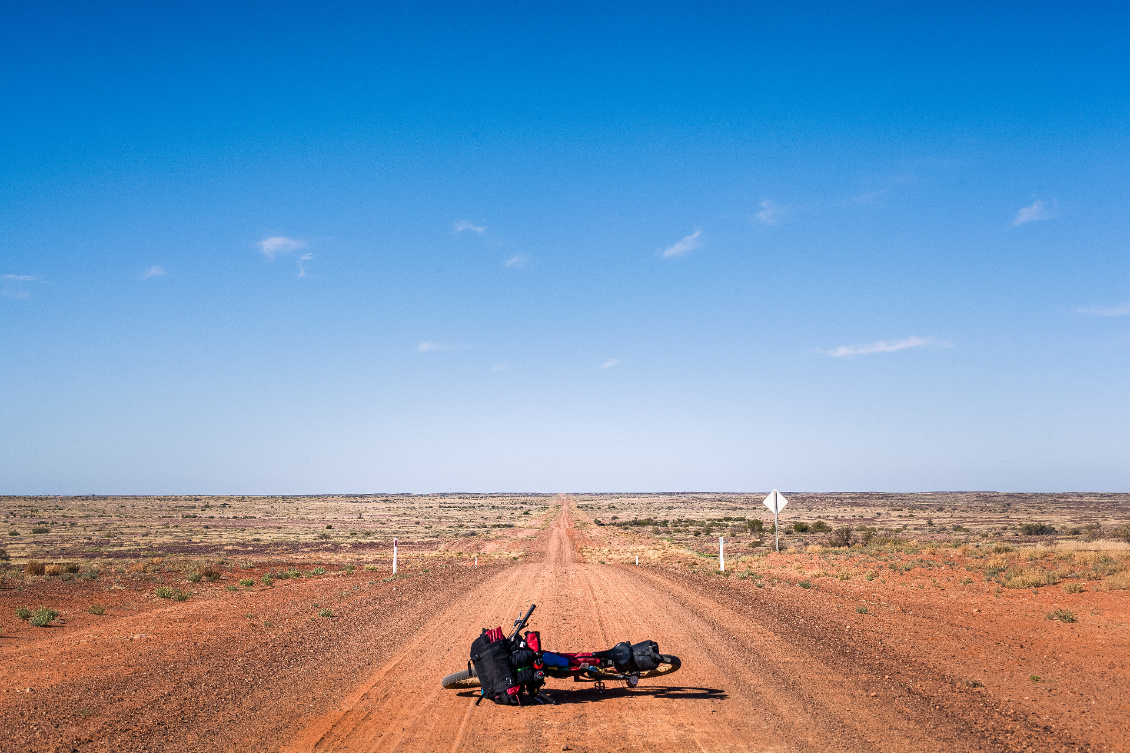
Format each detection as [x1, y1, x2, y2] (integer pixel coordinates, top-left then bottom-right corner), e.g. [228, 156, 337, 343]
[441, 667, 480, 689]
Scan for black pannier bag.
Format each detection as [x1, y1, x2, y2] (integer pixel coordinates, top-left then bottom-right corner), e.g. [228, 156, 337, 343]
[630, 640, 662, 672]
[470, 630, 519, 704]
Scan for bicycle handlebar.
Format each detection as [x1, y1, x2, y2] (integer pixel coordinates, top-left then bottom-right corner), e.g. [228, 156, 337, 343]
[508, 603, 536, 642]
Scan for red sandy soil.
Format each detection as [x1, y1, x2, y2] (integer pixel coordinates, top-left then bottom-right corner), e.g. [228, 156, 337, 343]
[1, 502, 1127, 752]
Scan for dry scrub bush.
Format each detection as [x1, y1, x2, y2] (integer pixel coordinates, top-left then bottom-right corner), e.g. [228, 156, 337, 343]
[126, 561, 147, 574]
[1099, 571, 1130, 591]
[1002, 567, 1060, 589]
[200, 564, 222, 581]
[63, 563, 80, 574]
[45, 564, 62, 576]
[24, 560, 45, 576]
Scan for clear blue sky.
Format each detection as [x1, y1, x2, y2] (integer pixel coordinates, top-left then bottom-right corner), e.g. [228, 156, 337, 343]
[2, 2, 1128, 494]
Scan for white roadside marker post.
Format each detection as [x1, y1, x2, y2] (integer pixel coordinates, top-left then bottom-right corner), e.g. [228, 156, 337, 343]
[635, 555, 639, 565]
[719, 537, 725, 571]
[475, 556, 478, 567]
[393, 538, 398, 575]
[762, 490, 790, 553]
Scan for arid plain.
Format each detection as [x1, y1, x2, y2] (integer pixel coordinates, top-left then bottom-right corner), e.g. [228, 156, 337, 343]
[1, 493, 1128, 752]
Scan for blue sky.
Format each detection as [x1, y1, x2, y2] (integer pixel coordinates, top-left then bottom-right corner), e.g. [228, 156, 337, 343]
[2, 2, 1128, 493]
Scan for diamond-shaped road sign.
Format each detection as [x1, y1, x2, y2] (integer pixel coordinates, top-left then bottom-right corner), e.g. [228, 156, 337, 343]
[762, 489, 788, 514]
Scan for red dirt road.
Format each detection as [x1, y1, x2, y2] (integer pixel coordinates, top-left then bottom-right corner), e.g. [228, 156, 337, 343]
[3, 501, 1122, 752]
[286, 503, 1094, 753]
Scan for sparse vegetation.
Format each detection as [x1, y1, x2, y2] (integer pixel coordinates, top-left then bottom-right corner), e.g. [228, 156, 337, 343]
[24, 560, 45, 576]
[31, 607, 60, 627]
[856, 606, 868, 614]
[311, 567, 326, 575]
[792, 522, 810, 533]
[1047, 608, 1076, 623]
[16, 606, 32, 620]
[240, 579, 254, 587]
[1063, 582, 1083, 594]
[1021, 522, 1056, 536]
[318, 607, 333, 617]
[88, 604, 105, 615]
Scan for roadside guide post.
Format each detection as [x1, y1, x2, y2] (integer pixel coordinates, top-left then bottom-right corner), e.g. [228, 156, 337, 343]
[762, 490, 789, 553]
[393, 538, 398, 575]
[719, 536, 725, 571]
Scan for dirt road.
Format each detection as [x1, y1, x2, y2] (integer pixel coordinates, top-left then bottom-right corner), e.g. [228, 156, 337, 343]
[287, 502, 1085, 753]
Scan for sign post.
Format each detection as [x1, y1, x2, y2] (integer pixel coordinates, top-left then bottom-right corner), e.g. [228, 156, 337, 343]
[719, 536, 725, 571]
[393, 538, 398, 575]
[762, 490, 789, 553]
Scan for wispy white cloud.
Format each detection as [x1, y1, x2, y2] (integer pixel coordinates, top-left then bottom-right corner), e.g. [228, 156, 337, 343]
[825, 336, 934, 358]
[1078, 302, 1130, 317]
[453, 220, 487, 235]
[1012, 199, 1056, 227]
[661, 230, 702, 258]
[754, 200, 784, 225]
[142, 266, 167, 279]
[297, 253, 314, 278]
[503, 253, 528, 268]
[600, 358, 620, 368]
[258, 236, 307, 259]
[417, 341, 448, 352]
[1, 274, 40, 299]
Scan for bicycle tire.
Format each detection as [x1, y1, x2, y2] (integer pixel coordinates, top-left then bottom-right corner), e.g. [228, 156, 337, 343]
[639, 654, 681, 678]
[441, 667, 480, 689]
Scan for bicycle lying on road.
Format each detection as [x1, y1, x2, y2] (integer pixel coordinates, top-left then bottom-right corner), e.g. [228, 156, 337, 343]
[440, 604, 681, 705]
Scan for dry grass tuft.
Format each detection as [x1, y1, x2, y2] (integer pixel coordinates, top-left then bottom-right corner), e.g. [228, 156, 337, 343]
[24, 560, 45, 576]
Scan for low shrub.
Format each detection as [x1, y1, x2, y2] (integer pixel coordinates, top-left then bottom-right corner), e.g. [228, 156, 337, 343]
[797, 580, 812, 589]
[31, 527, 50, 535]
[24, 560, 45, 576]
[1063, 582, 1083, 594]
[991, 544, 1014, 554]
[200, 565, 222, 582]
[1020, 522, 1056, 536]
[64, 563, 81, 574]
[792, 522, 810, 533]
[225, 585, 238, 592]
[856, 606, 868, 614]
[1001, 567, 1060, 589]
[45, 564, 62, 577]
[172, 590, 189, 601]
[239, 579, 254, 587]
[0, 548, 8, 562]
[318, 607, 333, 617]
[186, 571, 203, 583]
[1099, 571, 1130, 591]
[156, 586, 175, 599]
[825, 527, 855, 548]
[811, 521, 831, 533]
[31, 608, 59, 627]
[363, 564, 379, 571]
[746, 519, 764, 533]
[311, 567, 326, 575]
[16, 606, 31, 620]
[261, 575, 273, 587]
[88, 604, 105, 615]
[1047, 608, 1076, 623]
[1107, 524, 1130, 542]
